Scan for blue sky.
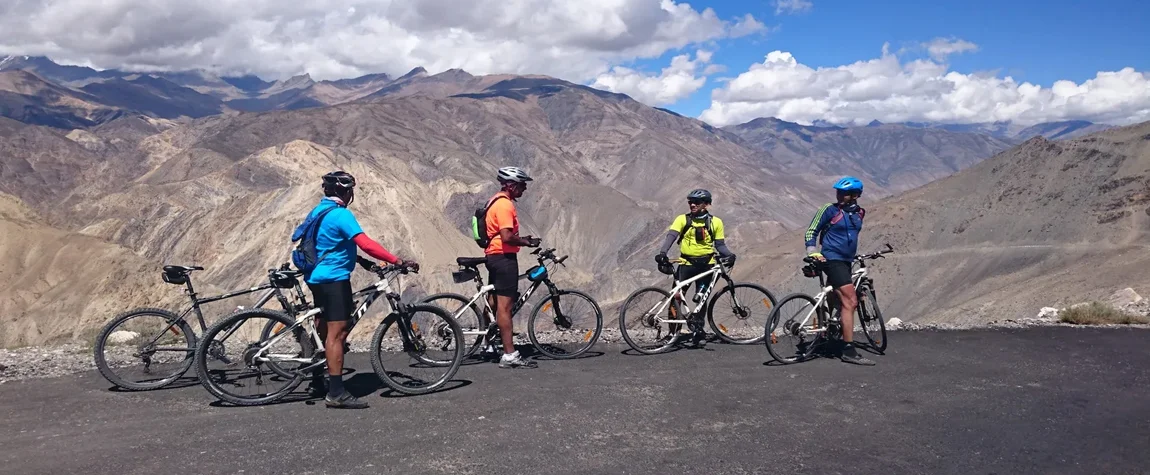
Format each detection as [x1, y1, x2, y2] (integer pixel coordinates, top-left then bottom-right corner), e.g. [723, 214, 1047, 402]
[647, 0, 1150, 119]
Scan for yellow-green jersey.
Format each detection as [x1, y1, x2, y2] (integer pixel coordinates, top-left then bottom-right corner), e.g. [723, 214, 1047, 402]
[669, 214, 725, 259]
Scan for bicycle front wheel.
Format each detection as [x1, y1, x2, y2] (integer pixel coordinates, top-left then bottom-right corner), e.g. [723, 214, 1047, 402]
[527, 289, 603, 359]
[194, 309, 314, 406]
[619, 287, 683, 355]
[764, 293, 821, 365]
[856, 283, 887, 353]
[707, 282, 777, 344]
[419, 292, 486, 358]
[370, 304, 464, 395]
[93, 308, 196, 391]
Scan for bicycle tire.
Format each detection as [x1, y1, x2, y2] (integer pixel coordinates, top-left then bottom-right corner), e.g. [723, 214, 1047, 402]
[856, 283, 887, 353]
[93, 307, 196, 391]
[764, 293, 821, 365]
[194, 308, 313, 406]
[527, 289, 603, 359]
[706, 282, 777, 345]
[419, 292, 486, 357]
[619, 286, 682, 355]
[369, 304, 464, 395]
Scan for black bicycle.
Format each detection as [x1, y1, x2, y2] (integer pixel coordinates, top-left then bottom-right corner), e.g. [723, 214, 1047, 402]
[764, 244, 894, 364]
[419, 247, 604, 360]
[194, 260, 464, 406]
[93, 264, 309, 391]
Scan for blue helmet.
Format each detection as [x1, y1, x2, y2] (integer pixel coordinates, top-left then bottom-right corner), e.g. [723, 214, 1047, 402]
[833, 176, 863, 195]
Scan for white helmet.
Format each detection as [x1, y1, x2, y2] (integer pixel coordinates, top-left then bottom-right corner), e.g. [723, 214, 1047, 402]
[497, 166, 533, 183]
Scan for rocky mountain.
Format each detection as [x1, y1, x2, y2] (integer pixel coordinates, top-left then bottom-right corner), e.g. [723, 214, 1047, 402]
[901, 119, 1114, 141]
[724, 117, 1014, 197]
[739, 121, 1150, 326]
[0, 70, 123, 128]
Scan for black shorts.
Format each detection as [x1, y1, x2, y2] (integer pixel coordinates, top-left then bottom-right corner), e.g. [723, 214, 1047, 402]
[823, 260, 854, 289]
[676, 257, 714, 294]
[307, 280, 354, 322]
[485, 253, 519, 297]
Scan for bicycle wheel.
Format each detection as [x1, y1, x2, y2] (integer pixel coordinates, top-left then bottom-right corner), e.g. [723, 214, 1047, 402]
[764, 293, 822, 365]
[856, 283, 887, 353]
[619, 287, 684, 355]
[194, 309, 314, 406]
[420, 292, 486, 357]
[370, 304, 464, 395]
[93, 308, 196, 391]
[707, 282, 777, 345]
[528, 289, 603, 359]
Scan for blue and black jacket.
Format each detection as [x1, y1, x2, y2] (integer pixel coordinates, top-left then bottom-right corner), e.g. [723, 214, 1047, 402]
[804, 203, 865, 262]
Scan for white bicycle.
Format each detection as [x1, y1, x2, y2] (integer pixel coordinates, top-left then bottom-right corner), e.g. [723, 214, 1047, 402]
[763, 244, 893, 364]
[618, 253, 778, 354]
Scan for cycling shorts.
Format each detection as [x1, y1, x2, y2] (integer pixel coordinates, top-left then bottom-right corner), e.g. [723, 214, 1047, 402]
[823, 260, 854, 289]
[308, 280, 354, 322]
[485, 253, 519, 298]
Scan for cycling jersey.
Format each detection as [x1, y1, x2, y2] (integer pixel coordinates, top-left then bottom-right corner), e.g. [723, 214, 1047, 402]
[299, 198, 364, 284]
[805, 203, 864, 262]
[484, 192, 520, 255]
[669, 213, 726, 258]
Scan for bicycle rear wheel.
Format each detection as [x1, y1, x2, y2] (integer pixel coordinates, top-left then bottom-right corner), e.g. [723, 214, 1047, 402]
[420, 293, 486, 357]
[527, 289, 603, 359]
[707, 282, 777, 344]
[194, 309, 314, 406]
[764, 293, 822, 364]
[93, 308, 195, 391]
[619, 287, 683, 355]
[856, 283, 887, 353]
[370, 304, 464, 395]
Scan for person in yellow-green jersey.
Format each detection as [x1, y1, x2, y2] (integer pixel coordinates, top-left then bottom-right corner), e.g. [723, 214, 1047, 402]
[655, 189, 736, 346]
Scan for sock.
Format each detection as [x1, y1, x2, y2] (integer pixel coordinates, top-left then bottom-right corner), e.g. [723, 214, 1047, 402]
[328, 374, 345, 397]
[502, 350, 518, 361]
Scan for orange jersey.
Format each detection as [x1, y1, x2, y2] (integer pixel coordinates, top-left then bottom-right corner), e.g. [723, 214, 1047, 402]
[484, 192, 519, 255]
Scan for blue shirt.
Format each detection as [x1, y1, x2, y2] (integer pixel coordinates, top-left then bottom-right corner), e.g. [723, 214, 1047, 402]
[295, 198, 363, 284]
[804, 203, 865, 262]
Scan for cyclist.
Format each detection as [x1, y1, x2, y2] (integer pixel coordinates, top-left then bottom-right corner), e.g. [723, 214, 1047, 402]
[483, 166, 541, 368]
[805, 176, 874, 366]
[654, 189, 735, 346]
[295, 170, 418, 408]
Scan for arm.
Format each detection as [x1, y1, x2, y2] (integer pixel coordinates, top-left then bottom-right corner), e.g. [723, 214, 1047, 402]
[499, 228, 538, 247]
[804, 204, 833, 255]
[712, 218, 733, 257]
[656, 230, 678, 255]
[352, 233, 400, 265]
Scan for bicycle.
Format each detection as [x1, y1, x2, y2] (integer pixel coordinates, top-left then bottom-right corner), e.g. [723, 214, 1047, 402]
[93, 263, 310, 391]
[618, 253, 777, 354]
[193, 260, 464, 406]
[419, 247, 603, 360]
[763, 244, 894, 365]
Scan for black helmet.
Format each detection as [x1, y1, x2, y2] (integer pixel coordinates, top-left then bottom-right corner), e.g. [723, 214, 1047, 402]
[687, 189, 712, 203]
[322, 170, 356, 193]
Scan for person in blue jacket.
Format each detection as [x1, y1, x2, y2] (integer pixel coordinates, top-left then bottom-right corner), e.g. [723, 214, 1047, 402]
[805, 176, 874, 365]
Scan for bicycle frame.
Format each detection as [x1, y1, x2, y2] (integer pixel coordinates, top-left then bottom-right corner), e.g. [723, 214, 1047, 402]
[451, 272, 555, 337]
[787, 262, 871, 335]
[642, 259, 732, 327]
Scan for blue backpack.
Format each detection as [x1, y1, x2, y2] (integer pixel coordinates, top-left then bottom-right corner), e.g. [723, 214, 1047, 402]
[291, 206, 338, 274]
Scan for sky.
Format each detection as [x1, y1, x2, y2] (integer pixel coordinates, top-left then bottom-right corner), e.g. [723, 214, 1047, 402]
[1, 0, 1147, 127]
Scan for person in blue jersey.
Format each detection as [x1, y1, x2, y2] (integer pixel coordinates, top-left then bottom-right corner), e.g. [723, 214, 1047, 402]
[294, 170, 417, 408]
[805, 176, 874, 366]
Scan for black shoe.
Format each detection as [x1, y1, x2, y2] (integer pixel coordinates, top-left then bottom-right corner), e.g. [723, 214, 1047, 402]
[691, 331, 707, 347]
[840, 345, 875, 366]
[325, 391, 369, 409]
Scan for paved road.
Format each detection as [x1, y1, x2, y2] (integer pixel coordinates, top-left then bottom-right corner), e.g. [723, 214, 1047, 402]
[2, 327, 1148, 475]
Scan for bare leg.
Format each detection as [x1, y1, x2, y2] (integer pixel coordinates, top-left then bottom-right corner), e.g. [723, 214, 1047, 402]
[835, 284, 858, 343]
[496, 294, 515, 353]
[325, 320, 350, 378]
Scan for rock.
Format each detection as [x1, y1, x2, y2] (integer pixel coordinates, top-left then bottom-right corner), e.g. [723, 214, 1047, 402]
[886, 317, 902, 329]
[106, 331, 140, 345]
[1037, 307, 1060, 320]
[1106, 288, 1143, 307]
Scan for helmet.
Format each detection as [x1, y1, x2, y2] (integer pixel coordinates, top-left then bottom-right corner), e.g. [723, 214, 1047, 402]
[497, 166, 533, 183]
[833, 176, 863, 195]
[687, 189, 712, 203]
[322, 170, 356, 192]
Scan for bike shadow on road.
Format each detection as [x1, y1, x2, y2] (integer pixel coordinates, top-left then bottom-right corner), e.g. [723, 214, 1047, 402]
[458, 344, 606, 366]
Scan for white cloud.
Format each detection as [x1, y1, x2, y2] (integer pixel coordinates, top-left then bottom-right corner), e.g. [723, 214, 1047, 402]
[699, 46, 1150, 127]
[773, 0, 813, 15]
[0, 0, 762, 81]
[924, 37, 979, 61]
[591, 50, 713, 106]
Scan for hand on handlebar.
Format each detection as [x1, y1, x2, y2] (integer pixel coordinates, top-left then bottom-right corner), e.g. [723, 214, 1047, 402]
[397, 258, 420, 273]
[807, 252, 826, 263]
[523, 235, 542, 248]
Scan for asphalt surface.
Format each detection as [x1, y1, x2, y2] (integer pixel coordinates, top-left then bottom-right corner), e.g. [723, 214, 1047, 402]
[2, 326, 1148, 475]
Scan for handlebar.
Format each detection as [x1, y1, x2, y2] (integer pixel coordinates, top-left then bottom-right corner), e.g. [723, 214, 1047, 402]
[531, 246, 568, 266]
[357, 257, 419, 277]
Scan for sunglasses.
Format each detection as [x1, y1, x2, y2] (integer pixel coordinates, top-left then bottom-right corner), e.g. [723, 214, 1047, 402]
[688, 200, 706, 205]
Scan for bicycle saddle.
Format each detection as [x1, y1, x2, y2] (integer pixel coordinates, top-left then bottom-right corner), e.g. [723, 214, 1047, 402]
[163, 265, 204, 273]
[456, 257, 487, 268]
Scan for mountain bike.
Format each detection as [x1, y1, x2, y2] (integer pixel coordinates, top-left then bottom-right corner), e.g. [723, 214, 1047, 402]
[618, 254, 777, 354]
[763, 244, 894, 364]
[93, 263, 310, 391]
[193, 260, 464, 406]
[419, 247, 603, 360]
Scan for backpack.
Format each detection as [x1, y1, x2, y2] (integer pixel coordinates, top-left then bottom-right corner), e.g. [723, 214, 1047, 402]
[470, 195, 508, 249]
[291, 206, 338, 274]
[676, 213, 715, 245]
